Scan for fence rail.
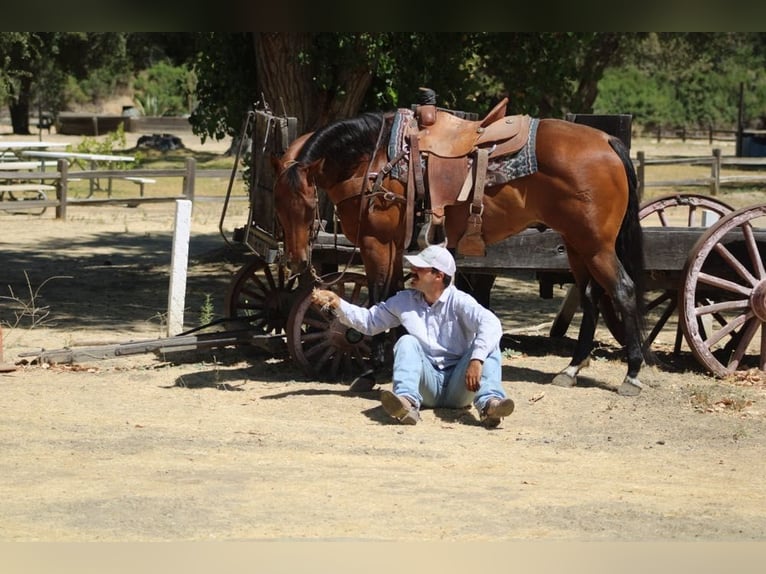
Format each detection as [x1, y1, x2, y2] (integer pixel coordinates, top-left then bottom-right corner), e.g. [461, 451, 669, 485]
[635, 149, 766, 198]
[0, 158, 244, 219]
[4, 150, 765, 218]
[645, 126, 738, 144]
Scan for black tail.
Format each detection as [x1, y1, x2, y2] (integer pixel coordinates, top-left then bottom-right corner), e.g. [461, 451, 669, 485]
[609, 136, 653, 358]
[609, 137, 644, 302]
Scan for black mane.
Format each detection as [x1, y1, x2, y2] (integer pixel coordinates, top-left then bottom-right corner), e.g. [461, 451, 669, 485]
[298, 112, 387, 173]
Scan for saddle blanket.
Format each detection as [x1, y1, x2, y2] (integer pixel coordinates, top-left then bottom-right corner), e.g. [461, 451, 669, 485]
[388, 108, 540, 185]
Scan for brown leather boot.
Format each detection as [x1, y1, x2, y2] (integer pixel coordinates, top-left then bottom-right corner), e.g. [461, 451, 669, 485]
[480, 397, 515, 428]
[380, 389, 420, 425]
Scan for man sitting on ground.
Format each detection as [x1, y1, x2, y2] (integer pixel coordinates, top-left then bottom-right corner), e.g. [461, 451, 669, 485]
[310, 244, 514, 428]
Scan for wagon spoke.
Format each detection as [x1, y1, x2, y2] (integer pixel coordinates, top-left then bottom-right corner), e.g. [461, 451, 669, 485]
[687, 206, 699, 227]
[315, 346, 338, 372]
[303, 312, 330, 330]
[741, 222, 766, 280]
[697, 272, 752, 297]
[713, 242, 758, 287]
[694, 298, 750, 316]
[727, 315, 761, 371]
[645, 296, 676, 348]
[761, 324, 766, 371]
[646, 290, 672, 312]
[703, 311, 751, 349]
[329, 351, 343, 378]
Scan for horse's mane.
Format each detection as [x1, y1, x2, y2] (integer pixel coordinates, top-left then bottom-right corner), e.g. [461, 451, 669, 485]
[282, 112, 393, 192]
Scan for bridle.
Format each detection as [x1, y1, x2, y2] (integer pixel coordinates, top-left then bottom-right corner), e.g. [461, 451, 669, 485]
[279, 117, 411, 298]
[277, 159, 321, 282]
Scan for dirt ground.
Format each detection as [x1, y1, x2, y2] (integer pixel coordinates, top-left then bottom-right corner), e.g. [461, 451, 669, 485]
[2, 134, 766, 543]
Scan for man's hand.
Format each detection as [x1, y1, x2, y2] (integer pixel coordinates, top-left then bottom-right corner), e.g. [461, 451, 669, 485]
[464, 358, 483, 392]
[311, 288, 341, 312]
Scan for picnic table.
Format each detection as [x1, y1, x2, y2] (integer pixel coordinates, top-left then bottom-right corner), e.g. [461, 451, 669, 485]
[0, 141, 69, 160]
[0, 161, 49, 171]
[21, 150, 135, 196]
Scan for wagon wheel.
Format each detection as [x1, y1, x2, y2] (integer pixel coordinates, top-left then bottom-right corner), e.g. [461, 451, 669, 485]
[286, 272, 374, 382]
[225, 256, 304, 335]
[638, 193, 733, 227]
[679, 204, 766, 376]
[636, 194, 734, 353]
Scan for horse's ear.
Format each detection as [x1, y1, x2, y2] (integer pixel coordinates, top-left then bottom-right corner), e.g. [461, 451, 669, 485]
[305, 158, 324, 178]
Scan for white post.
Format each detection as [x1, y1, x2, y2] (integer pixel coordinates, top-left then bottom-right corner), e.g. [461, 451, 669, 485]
[167, 199, 192, 337]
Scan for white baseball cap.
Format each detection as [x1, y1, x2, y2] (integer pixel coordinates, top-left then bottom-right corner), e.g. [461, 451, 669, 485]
[404, 245, 456, 277]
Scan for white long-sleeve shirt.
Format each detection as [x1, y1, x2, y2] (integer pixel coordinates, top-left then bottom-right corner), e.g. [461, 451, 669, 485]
[335, 284, 503, 370]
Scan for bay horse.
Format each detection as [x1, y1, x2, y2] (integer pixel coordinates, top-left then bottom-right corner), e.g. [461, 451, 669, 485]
[271, 109, 647, 396]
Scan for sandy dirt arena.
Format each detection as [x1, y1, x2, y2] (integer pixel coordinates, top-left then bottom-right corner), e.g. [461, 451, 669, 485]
[1, 134, 766, 546]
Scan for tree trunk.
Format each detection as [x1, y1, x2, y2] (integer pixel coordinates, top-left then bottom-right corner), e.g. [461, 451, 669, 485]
[9, 77, 32, 135]
[572, 34, 624, 112]
[254, 33, 372, 133]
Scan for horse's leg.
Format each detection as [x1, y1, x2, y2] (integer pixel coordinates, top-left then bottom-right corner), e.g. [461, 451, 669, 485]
[552, 262, 602, 388]
[349, 240, 401, 393]
[577, 251, 645, 396]
[609, 262, 644, 396]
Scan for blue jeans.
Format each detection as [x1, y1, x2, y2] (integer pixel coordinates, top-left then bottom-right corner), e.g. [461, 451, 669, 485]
[391, 334, 506, 411]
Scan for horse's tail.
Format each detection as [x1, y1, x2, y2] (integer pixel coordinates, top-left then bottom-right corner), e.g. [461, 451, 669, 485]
[610, 137, 644, 297]
[609, 136, 652, 355]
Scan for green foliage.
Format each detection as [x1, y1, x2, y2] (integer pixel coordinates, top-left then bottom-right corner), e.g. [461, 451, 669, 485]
[133, 60, 196, 116]
[594, 66, 683, 129]
[199, 294, 214, 326]
[189, 32, 258, 142]
[595, 33, 766, 130]
[75, 123, 127, 155]
[73, 123, 143, 167]
[61, 66, 132, 108]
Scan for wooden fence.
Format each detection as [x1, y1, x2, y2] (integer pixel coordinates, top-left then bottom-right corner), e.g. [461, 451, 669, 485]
[4, 150, 766, 219]
[0, 158, 244, 220]
[646, 126, 738, 144]
[635, 149, 766, 198]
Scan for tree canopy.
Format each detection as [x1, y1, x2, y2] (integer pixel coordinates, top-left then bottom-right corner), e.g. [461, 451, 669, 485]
[2, 33, 766, 138]
[189, 33, 636, 137]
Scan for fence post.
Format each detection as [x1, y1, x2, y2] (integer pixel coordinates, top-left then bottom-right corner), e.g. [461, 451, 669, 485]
[183, 157, 196, 201]
[636, 150, 645, 201]
[710, 148, 721, 197]
[167, 199, 192, 337]
[56, 158, 68, 221]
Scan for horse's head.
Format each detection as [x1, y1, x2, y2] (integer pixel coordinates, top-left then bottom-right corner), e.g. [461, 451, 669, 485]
[271, 136, 321, 276]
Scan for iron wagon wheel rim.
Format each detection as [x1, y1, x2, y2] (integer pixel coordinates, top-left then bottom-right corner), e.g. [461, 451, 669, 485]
[225, 256, 302, 335]
[286, 271, 373, 382]
[679, 204, 766, 376]
[636, 194, 735, 354]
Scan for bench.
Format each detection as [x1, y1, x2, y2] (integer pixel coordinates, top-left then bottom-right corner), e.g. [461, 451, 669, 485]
[124, 176, 156, 196]
[0, 183, 56, 215]
[0, 161, 50, 171]
[0, 183, 56, 193]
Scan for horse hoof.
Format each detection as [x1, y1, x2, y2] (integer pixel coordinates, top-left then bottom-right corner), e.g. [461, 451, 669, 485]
[618, 378, 643, 396]
[551, 372, 576, 388]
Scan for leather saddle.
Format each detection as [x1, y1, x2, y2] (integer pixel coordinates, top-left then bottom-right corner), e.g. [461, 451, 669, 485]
[417, 98, 530, 159]
[407, 97, 532, 256]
